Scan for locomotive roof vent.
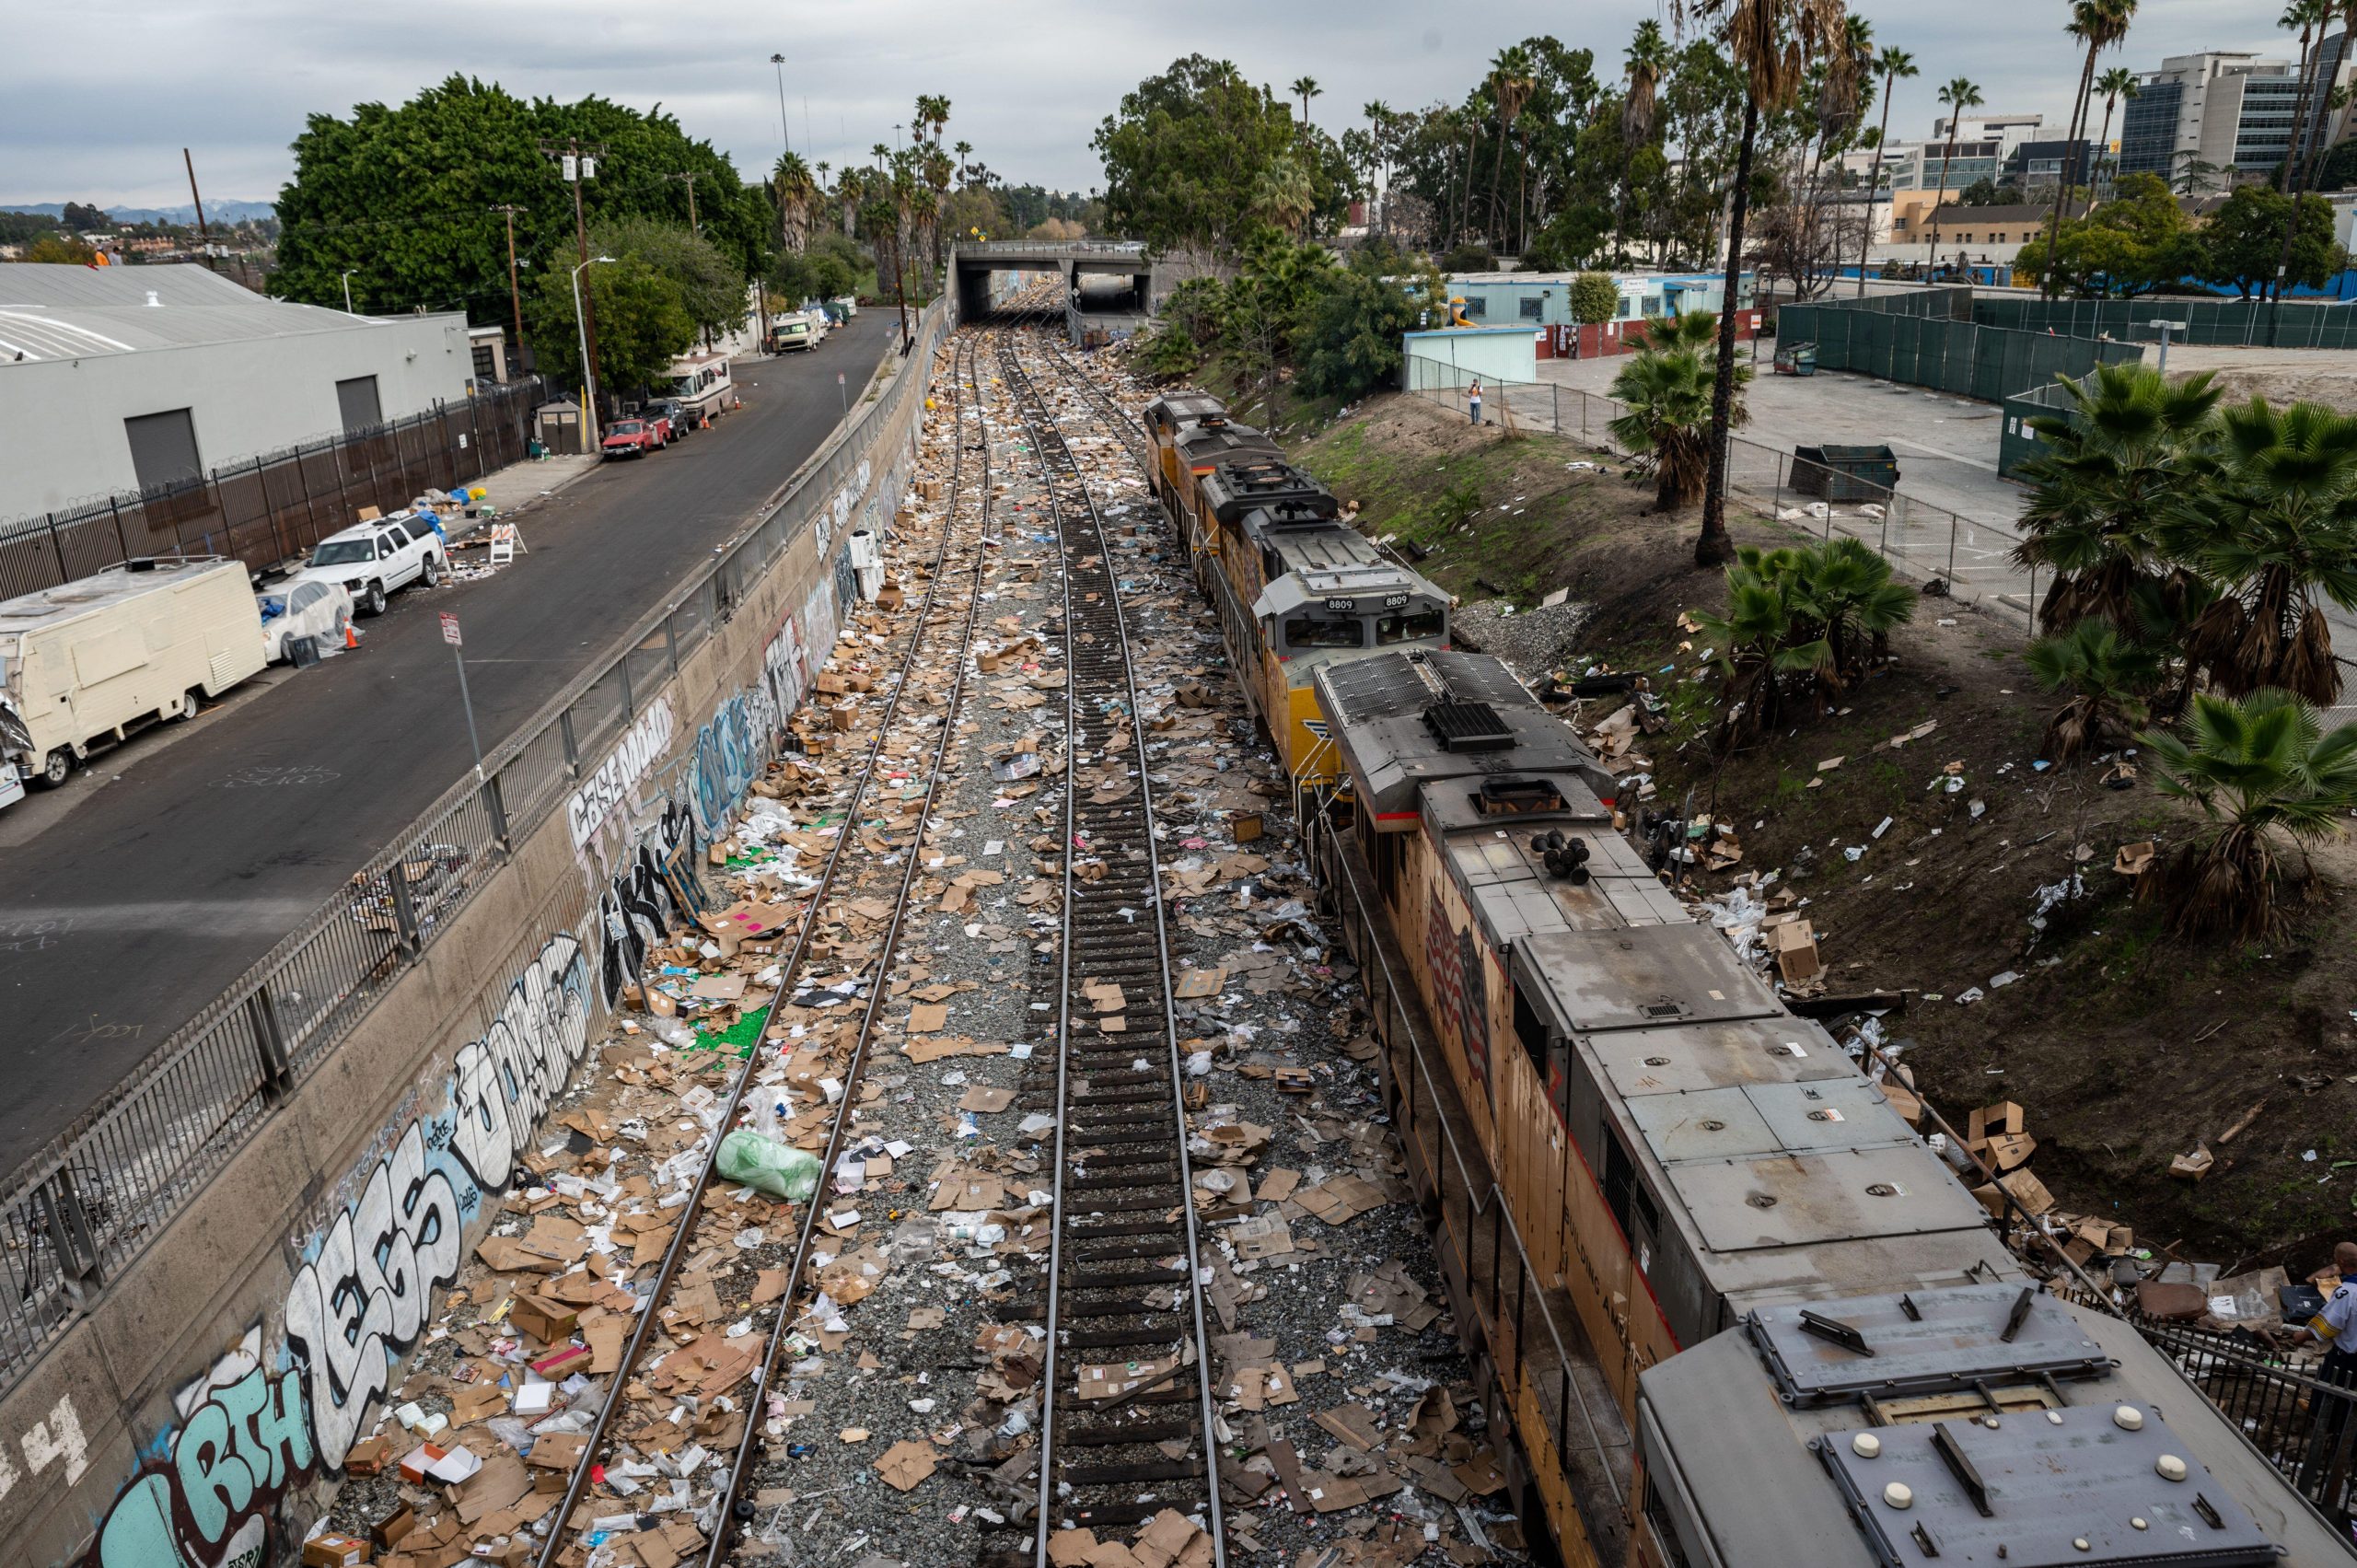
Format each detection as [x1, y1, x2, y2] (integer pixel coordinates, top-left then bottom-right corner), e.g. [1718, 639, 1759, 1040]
[1422, 699, 1515, 752]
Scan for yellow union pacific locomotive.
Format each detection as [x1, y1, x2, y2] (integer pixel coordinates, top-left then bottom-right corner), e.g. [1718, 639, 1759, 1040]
[1144, 392, 1449, 794]
[1303, 647, 2341, 1568]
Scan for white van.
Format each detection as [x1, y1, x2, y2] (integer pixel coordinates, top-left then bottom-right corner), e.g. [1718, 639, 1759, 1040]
[0, 558, 267, 792]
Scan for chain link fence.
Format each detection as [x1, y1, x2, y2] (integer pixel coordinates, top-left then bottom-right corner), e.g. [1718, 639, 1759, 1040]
[1976, 294, 2357, 349]
[0, 302, 951, 1401]
[0, 378, 552, 603]
[1415, 377, 2044, 633]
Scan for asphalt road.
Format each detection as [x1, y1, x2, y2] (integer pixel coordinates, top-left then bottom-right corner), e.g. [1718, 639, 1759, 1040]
[0, 310, 898, 1175]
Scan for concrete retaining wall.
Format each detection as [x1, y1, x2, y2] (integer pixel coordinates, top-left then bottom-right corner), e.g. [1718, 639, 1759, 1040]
[2, 307, 949, 1568]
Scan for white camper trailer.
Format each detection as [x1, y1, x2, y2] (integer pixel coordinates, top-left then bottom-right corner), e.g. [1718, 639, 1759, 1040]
[0, 557, 267, 796]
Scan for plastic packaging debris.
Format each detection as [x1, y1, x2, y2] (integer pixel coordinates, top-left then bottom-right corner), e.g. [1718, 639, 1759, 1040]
[716, 1131, 822, 1202]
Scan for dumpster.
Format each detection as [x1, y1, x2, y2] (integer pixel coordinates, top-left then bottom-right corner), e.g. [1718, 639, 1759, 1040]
[1773, 341, 1818, 376]
[1791, 444, 1900, 501]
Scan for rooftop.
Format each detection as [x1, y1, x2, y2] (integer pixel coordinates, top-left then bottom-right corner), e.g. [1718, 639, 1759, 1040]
[0, 264, 439, 365]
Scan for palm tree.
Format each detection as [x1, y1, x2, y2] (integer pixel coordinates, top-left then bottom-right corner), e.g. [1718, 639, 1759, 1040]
[1694, 539, 1915, 743]
[1608, 315, 1747, 511]
[2043, 0, 2138, 299]
[2137, 690, 2357, 939]
[1855, 47, 1919, 296]
[1682, 0, 1856, 568]
[1291, 75, 1322, 127]
[2169, 398, 2357, 705]
[2025, 617, 2162, 761]
[2014, 363, 2223, 632]
[1924, 76, 1984, 270]
[953, 140, 973, 186]
[836, 167, 865, 238]
[1486, 47, 1536, 243]
[772, 152, 816, 254]
[1621, 19, 1672, 146]
[1250, 154, 1315, 238]
[871, 142, 889, 173]
[2279, 1, 2333, 193]
[913, 94, 952, 146]
[2090, 67, 2139, 199]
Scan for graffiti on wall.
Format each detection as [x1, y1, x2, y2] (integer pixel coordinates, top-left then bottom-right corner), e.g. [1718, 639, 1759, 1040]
[567, 696, 677, 853]
[598, 803, 701, 1009]
[83, 1328, 308, 1568]
[284, 928, 591, 1473]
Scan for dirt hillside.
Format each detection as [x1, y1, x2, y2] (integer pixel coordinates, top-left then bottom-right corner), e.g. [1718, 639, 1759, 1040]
[1295, 391, 2357, 1276]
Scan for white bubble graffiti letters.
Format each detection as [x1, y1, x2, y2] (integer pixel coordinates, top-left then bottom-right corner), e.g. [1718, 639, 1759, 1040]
[281, 1122, 459, 1469]
[447, 932, 592, 1191]
[566, 697, 676, 851]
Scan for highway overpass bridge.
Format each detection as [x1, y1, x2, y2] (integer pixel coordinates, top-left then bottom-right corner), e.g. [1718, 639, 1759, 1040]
[951, 240, 1162, 319]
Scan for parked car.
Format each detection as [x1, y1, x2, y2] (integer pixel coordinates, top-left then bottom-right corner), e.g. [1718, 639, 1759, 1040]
[647, 398, 692, 436]
[256, 577, 354, 662]
[282, 515, 447, 617]
[0, 558, 267, 794]
[602, 418, 663, 459]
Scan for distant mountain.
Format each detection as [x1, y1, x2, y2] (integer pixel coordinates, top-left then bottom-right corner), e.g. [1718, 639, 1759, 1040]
[0, 200, 275, 225]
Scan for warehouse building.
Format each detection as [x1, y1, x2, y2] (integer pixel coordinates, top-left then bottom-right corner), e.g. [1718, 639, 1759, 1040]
[0, 265, 474, 518]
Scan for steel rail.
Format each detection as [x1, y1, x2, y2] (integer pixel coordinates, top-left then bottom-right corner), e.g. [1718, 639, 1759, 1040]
[693, 328, 1002, 1563]
[997, 331, 1228, 1568]
[529, 331, 990, 1568]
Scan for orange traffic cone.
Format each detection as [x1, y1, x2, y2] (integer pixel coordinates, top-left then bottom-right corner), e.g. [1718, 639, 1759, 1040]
[344, 623, 361, 652]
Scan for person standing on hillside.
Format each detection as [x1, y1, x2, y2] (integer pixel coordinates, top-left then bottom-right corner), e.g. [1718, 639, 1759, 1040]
[1468, 379, 1483, 425]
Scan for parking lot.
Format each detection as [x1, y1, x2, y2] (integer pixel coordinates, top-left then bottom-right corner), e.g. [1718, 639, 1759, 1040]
[1539, 348, 2031, 526]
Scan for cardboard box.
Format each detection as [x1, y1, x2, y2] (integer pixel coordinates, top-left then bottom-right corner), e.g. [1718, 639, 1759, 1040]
[303, 1534, 373, 1567]
[529, 1345, 590, 1379]
[510, 1293, 578, 1346]
[1232, 813, 1264, 844]
[1967, 1100, 2026, 1147]
[1766, 919, 1821, 984]
[343, 1434, 395, 1476]
[369, 1504, 415, 1549]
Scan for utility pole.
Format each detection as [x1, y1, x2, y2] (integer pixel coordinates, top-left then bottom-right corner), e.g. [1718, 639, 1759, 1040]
[182, 148, 215, 275]
[540, 139, 607, 425]
[490, 204, 527, 377]
[666, 171, 702, 235]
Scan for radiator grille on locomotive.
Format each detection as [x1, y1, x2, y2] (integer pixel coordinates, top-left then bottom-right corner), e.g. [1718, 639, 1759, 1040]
[1422, 699, 1515, 751]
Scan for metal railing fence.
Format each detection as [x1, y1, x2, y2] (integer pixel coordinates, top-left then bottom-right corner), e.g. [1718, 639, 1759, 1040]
[0, 378, 552, 602]
[1408, 376, 2044, 634]
[1309, 812, 1630, 1557]
[0, 300, 952, 1402]
[2138, 1320, 2357, 1527]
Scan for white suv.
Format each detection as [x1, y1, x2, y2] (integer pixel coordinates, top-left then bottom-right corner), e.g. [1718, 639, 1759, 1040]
[284, 515, 447, 616]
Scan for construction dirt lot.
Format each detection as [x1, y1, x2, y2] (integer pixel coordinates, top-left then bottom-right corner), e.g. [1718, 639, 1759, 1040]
[1295, 389, 2357, 1291]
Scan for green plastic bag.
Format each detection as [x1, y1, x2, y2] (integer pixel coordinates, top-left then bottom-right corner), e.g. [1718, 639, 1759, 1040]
[718, 1130, 821, 1202]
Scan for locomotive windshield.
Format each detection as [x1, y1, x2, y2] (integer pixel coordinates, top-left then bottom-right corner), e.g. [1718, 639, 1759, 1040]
[1376, 609, 1446, 644]
[1283, 615, 1365, 649]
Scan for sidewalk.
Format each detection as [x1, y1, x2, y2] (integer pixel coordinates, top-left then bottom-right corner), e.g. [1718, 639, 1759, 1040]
[436, 452, 599, 544]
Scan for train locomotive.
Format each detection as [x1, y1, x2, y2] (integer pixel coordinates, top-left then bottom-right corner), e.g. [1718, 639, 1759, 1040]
[1144, 392, 1450, 792]
[1299, 647, 2343, 1568]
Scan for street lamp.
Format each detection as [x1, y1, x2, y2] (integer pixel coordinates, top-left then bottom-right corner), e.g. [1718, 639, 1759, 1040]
[341, 269, 357, 314]
[770, 54, 790, 152]
[572, 256, 616, 445]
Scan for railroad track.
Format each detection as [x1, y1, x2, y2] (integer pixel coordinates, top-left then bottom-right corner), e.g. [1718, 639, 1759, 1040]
[986, 334, 1229, 1568]
[530, 333, 998, 1568]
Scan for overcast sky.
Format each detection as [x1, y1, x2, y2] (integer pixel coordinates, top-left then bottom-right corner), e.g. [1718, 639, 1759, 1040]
[1, 0, 2304, 209]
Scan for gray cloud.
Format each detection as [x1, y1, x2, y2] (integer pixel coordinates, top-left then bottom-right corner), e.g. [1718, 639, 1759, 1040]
[0, 0, 2302, 209]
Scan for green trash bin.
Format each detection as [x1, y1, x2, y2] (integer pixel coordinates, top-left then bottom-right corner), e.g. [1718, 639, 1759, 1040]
[1791, 444, 1900, 501]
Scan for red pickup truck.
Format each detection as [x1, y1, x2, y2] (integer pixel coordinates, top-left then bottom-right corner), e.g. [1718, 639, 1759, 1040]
[600, 415, 671, 459]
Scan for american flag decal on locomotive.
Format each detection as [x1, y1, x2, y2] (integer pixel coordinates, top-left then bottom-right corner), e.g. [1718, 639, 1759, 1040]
[1424, 886, 1489, 1090]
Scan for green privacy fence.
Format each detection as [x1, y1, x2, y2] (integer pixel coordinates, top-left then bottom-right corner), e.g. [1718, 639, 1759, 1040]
[1973, 295, 2357, 348]
[1778, 290, 2142, 402]
[1998, 376, 2084, 478]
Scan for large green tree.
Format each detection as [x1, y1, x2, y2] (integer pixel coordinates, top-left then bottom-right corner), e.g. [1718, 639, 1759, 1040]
[2016, 172, 2201, 296]
[1295, 250, 1445, 400]
[273, 75, 768, 335]
[527, 253, 695, 395]
[590, 215, 745, 342]
[1094, 56, 1300, 255]
[2197, 185, 2342, 298]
